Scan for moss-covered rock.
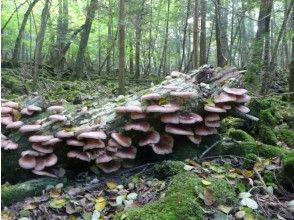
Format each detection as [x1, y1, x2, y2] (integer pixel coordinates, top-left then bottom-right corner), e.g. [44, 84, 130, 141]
[208, 179, 237, 205]
[244, 154, 259, 169]
[153, 160, 184, 179]
[220, 117, 245, 133]
[227, 128, 255, 143]
[283, 154, 294, 177]
[1, 178, 61, 206]
[258, 124, 278, 145]
[276, 128, 294, 148]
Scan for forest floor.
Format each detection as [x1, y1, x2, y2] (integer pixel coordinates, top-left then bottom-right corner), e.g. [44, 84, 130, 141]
[1, 64, 294, 219]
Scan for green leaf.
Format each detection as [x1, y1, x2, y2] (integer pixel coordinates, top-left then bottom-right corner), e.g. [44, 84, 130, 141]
[49, 198, 67, 209]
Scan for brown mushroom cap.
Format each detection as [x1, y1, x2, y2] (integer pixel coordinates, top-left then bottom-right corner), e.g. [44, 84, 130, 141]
[67, 150, 91, 162]
[223, 87, 247, 96]
[179, 113, 203, 124]
[19, 124, 42, 133]
[204, 105, 226, 113]
[194, 126, 218, 136]
[124, 122, 150, 132]
[47, 105, 64, 113]
[77, 131, 107, 140]
[205, 113, 220, 122]
[66, 139, 85, 146]
[165, 124, 194, 136]
[187, 135, 202, 144]
[236, 105, 250, 113]
[214, 92, 237, 103]
[160, 114, 180, 124]
[141, 93, 161, 101]
[55, 130, 75, 139]
[32, 143, 54, 154]
[42, 138, 62, 146]
[151, 134, 174, 155]
[111, 133, 132, 147]
[95, 152, 113, 163]
[115, 146, 137, 159]
[130, 112, 146, 120]
[6, 121, 24, 129]
[19, 155, 36, 169]
[83, 139, 105, 151]
[97, 160, 121, 173]
[138, 131, 160, 146]
[1, 106, 13, 114]
[2, 101, 19, 109]
[29, 135, 54, 143]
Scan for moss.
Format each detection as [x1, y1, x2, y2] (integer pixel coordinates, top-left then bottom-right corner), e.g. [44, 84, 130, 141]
[283, 155, 294, 177]
[276, 129, 294, 148]
[259, 144, 287, 158]
[154, 160, 184, 179]
[227, 128, 255, 143]
[221, 142, 256, 157]
[259, 109, 279, 127]
[209, 179, 237, 205]
[263, 170, 275, 184]
[258, 125, 278, 145]
[115, 172, 204, 220]
[220, 117, 245, 133]
[1, 73, 24, 94]
[1, 178, 61, 206]
[244, 154, 258, 169]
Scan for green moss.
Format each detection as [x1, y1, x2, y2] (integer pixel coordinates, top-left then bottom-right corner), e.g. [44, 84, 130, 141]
[259, 109, 279, 127]
[115, 172, 204, 220]
[276, 129, 294, 148]
[244, 154, 258, 169]
[258, 125, 278, 145]
[209, 179, 237, 205]
[221, 142, 256, 156]
[154, 160, 184, 179]
[259, 144, 287, 158]
[227, 128, 255, 143]
[1, 178, 61, 206]
[283, 155, 294, 177]
[220, 117, 245, 133]
[1, 73, 24, 94]
[263, 170, 275, 184]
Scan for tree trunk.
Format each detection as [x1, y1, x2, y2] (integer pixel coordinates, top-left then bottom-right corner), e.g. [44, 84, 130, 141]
[12, 0, 40, 64]
[215, 0, 227, 67]
[192, 0, 199, 69]
[129, 40, 134, 75]
[199, 0, 206, 66]
[147, 0, 153, 75]
[118, 0, 126, 94]
[32, 0, 51, 92]
[220, 0, 229, 60]
[135, 22, 142, 79]
[73, 0, 98, 78]
[106, 15, 112, 74]
[289, 12, 294, 102]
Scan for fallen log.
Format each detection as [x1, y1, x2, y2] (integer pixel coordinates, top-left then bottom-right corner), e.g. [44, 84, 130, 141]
[1, 66, 257, 182]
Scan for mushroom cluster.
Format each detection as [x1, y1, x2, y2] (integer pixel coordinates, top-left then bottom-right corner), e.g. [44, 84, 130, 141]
[1, 70, 253, 176]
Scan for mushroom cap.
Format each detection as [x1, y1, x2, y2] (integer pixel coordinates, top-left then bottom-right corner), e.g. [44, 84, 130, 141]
[214, 92, 237, 103]
[204, 120, 221, 127]
[75, 125, 100, 136]
[146, 104, 180, 113]
[124, 106, 143, 113]
[204, 105, 226, 113]
[1, 106, 13, 114]
[32, 170, 57, 178]
[163, 85, 178, 91]
[19, 124, 42, 133]
[67, 150, 91, 162]
[223, 87, 248, 96]
[49, 114, 67, 122]
[29, 135, 54, 143]
[165, 124, 194, 136]
[66, 139, 84, 146]
[20, 108, 33, 115]
[34, 157, 47, 170]
[55, 130, 75, 139]
[124, 122, 150, 132]
[235, 94, 251, 103]
[2, 101, 19, 109]
[6, 121, 24, 129]
[95, 152, 113, 163]
[19, 155, 36, 169]
[32, 143, 54, 154]
[138, 131, 160, 146]
[47, 105, 64, 113]
[108, 139, 120, 147]
[111, 133, 132, 147]
[97, 160, 121, 173]
[1, 139, 18, 150]
[106, 146, 118, 152]
[179, 113, 203, 124]
[1, 115, 13, 125]
[45, 153, 58, 167]
[194, 126, 218, 136]
[151, 134, 174, 155]
[115, 146, 137, 159]
[170, 91, 194, 98]
[115, 106, 127, 113]
[205, 113, 220, 122]
[141, 93, 161, 101]
[236, 105, 250, 113]
[130, 112, 146, 120]
[160, 114, 179, 124]
[27, 105, 42, 112]
[216, 103, 231, 110]
[21, 150, 41, 157]
[187, 135, 202, 144]
[83, 139, 105, 151]
[77, 131, 107, 140]
[42, 138, 62, 146]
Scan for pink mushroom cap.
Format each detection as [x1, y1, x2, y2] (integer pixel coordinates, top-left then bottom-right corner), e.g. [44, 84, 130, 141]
[49, 114, 67, 122]
[236, 105, 250, 113]
[55, 130, 75, 139]
[223, 87, 248, 96]
[19, 124, 42, 133]
[77, 131, 107, 140]
[66, 139, 84, 146]
[32, 143, 54, 154]
[204, 104, 226, 113]
[29, 135, 54, 143]
[188, 135, 202, 144]
[165, 124, 194, 136]
[141, 93, 161, 101]
[138, 131, 160, 146]
[124, 122, 150, 132]
[19, 155, 36, 169]
[205, 113, 220, 122]
[179, 113, 203, 124]
[27, 105, 42, 112]
[2, 101, 19, 109]
[115, 146, 137, 159]
[111, 133, 132, 147]
[130, 112, 146, 120]
[151, 134, 174, 155]
[97, 160, 121, 173]
[47, 105, 64, 113]
[194, 126, 218, 136]
[161, 114, 179, 124]
[214, 92, 237, 103]
[6, 121, 24, 129]
[1, 106, 13, 114]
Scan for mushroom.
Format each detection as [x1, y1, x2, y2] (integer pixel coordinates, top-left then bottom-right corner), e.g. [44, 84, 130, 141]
[32, 143, 54, 154]
[194, 126, 218, 136]
[34, 157, 47, 171]
[32, 170, 57, 178]
[151, 134, 174, 155]
[47, 105, 64, 114]
[2, 101, 19, 109]
[1, 115, 13, 125]
[165, 124, 194, 136]
[49, 114, 67, 122]
[1, 139, 18, 150]
[27, 105, 42, 112]
[97, 160, 121, 173]
[236, 105, 250, 113]
[235, 94, 251, 103]
[138, 131, 160, 146]
[45, 153, 58, 167]
[204, 120, 220, 127]
[42, 138, 62, 146]
[66, 139, 84, 147]
[67, 150, 91, 162]
[77, 131, 107, 140]
[19, 124, 42, 133]
[205, 113, 220, 122]
[179, 113, 203, 124]
[21, 150, 41, 157]
[141, 93, 161, 101]
[115, 147, 137, 159]
[160, 114, 180, 124]
[187, 135, 202, 144]
[29, 135, 54, 143]
[83, 139, 105, 151]
[108, 139, 120, 147]
[1, 106, 13, 114]
[214, 92, 236, 103]
[146, 104, 181, 113]
[19, 155, 36, 169]
[55, 130, 75, 139]
[111, 133, 131, 147]
[223, 87, 248, 96]
[75, 125, 100, 137]
[204, 105, 226, 113]
[95, 152, 113, 163]
[130, 112, 146, 120]
[6, 121, 24, 129]
[124, 122, 150, 132]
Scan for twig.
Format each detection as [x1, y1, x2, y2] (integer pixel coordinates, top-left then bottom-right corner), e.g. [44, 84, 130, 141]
[199, 139, 222, 159]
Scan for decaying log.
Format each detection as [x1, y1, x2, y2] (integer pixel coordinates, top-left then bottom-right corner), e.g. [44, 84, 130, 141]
[1, 66, 256, 182]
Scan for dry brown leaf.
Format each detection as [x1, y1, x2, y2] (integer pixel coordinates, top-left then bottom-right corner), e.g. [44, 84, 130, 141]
[204, 188, 214, 206]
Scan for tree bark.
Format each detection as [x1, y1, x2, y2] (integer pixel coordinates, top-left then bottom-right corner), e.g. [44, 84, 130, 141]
[192, 0, 199, 69]
[73, 0, 98, 78]
[106, 14, 112, 74]
[289, 12, 294, 102]
[31, 0, 50, 92]
[12, 0, 40, 64]
[118, 0, 126, 94]
[199, 0, 206, 66]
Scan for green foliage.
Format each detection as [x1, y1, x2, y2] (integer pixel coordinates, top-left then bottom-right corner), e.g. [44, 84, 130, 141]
[227, 128, 255, 143]
[154, 160, 184, 179]
[276, 128, 294, 148]
[209, 179, 237, 205]
[258, 124, 278, 145]
[244, 154, 258, 169]
[283, 155, 294, 177]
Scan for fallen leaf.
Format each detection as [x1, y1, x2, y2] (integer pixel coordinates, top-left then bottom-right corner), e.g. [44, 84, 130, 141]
[116, 195, 125, 206]
[91, 210, 101, 220]
[68, 215, 77, 220]
[127, 193, 138, 201]
[12, 109, 21, 120]
[254, 161, 265, 172]
[95, 196, 106, 211]
[201, 179, 212, 186]
[106, 181, 117, 190]
[242, 170, 254, 178]
[184, 165, 194, 171]
[49, 198, 67, 209]
[238, 192, 251, 199]
[203, 188, 214, 206]
[218, 205, 232, 214]
[240, 198, 258, 209]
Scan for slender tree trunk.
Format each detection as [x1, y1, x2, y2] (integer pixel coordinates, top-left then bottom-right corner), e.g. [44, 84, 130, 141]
[192, 0, 199, 69]
[32, 0, 50, 92]
[289, 9, 294, 101]
[147, 0, 153, 75]
[106, 15, 112, 74]
[129, 40, 134, 75]
[73, 0, 98, 78]
[118, 0, 126, 94]
[215, 0, 227, 67]
[199, 0, 206, 65]
[220, 0, 229, 60]
[179, 0, 191, 70]
[12, 0, 40, 64]
[206, 20, 214, 63]
[135, 22, 142, 79]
